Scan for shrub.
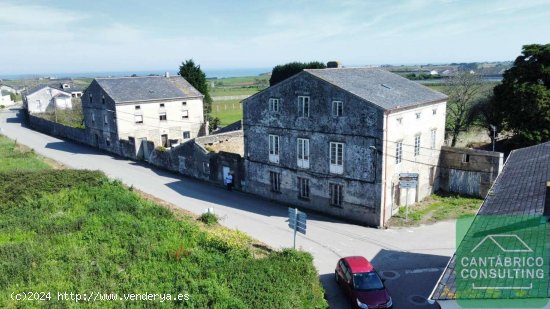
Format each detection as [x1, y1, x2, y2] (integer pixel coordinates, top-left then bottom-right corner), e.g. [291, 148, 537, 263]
[198, 212, 218, 225]
[155, 145, 167, 152]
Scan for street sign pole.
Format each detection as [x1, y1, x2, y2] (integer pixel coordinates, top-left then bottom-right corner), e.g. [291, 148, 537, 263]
[405, 188, 409, 221]
[288, 207, 307, 249]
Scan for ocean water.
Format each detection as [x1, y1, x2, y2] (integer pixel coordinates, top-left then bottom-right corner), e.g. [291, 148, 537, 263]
[0, 68, 271, 80]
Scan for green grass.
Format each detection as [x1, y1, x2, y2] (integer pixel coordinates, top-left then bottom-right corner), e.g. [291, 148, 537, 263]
[0, 135, 50, 172]
[211, 87, 260, 97]
[388, 193, 483, 227]
[211, 99, 243, 126]
[0, 145, 326, 308]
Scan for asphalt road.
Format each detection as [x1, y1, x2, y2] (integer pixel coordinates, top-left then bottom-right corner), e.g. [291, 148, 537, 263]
[1, 106, 456, 308]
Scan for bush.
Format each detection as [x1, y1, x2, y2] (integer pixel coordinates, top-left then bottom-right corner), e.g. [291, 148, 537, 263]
[155, 145, 167, 152]
[198, 212, 218, 225]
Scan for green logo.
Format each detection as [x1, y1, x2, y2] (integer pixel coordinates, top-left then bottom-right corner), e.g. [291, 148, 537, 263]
[456, 215, 548, 308]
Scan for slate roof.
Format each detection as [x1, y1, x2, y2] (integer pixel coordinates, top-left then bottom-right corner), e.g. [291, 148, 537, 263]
[26, 80, 83, 96]
[95, 76, 203, 103]
[431, 142, 550, 301]
[304, 67, 448, 110]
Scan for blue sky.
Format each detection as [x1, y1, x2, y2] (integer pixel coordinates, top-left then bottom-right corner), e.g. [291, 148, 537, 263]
[0, 0, 549, 75]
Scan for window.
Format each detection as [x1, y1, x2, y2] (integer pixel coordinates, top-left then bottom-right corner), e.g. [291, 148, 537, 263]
[298, 96, 310, 117]
[269, 135, 279, 163]
[329, 183, 343, 207]
[396, 117, 402, 125]
[203, 162, 210, 174]
[431, 129, 437, 149]
[182, 110, 189, 119]
[135, 115, 143, 124]
[297, 138, 310, 169]
[89, 94, 92, 104]
[159, 112, 167, 121]
[135, 105, 141, 110]
[101, 95, 105, 104]
[329, 142, 344, 174]
[332, 101, 343, 117]
[160, 103, 165, 107]
[270, 171, 281, 193]
[414, 135, 421, 157]
[415, 112, 421, 119]
[91, 113, 95, 123]
[429, 166, 435, 186]
[161, 134, 168, 147]
[183, 131, 191, 139]
[396, 141, 403, 164]
[297, 177, 310, 199]
[462, 154, 470, 163]
[269, 98, 280, 112]
[432, 108, 437, 115]
[104, 115, 108, 125]
[105, 136, 110, 146]
[182, 101, 187, 106]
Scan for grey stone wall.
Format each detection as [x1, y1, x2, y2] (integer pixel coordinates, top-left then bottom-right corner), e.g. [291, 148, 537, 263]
[82, 80, 119, 153]
[439, 146, 503, 197]
[243, 72, 384, 227]
[27, 114, 90, 145]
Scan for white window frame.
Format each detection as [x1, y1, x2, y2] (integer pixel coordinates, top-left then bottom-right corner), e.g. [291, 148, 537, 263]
[431, 129, 437, 149]
[183, 131, 191, 139]
[297, 138, 310, 169]
[182, 110, 189, 119]
[104, 115, 108, 125]
[269, 98, 280, 112]
[396, 141, 403, 164]
[298, 96, 310, 117]
[329, 183, 343, 207]
[297, 177, 310, 199]
[414, 135, 421, 157]
[329, 142, 344, 174]
[91, 112, 95, 123]
[332, 100, 343, 117]
[270, 171, 281, 193]
[159, 111, 167, 121]
[134, 114, 143, 124]
[268, 134, 280, 163]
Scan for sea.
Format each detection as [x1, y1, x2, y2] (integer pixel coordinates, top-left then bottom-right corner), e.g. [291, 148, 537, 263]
[0, 68, 272, 81]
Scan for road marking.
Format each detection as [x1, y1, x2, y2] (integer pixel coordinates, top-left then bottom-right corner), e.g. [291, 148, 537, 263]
[404, 268, 441, 274]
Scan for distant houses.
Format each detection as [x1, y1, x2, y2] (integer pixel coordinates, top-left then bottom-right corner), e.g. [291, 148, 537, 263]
[82, 74, 205, 156]
[242, 67, 448, 226]
[23, 80, 83, 113]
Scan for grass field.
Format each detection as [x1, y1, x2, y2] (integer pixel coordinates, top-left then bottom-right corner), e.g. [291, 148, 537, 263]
[0, 135, 327, 308]
[0, 135, 51, 172]
[211, 99, 243, 126]
[388, 192, 483, 227]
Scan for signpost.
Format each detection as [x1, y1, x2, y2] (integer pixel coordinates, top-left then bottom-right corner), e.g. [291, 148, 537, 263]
[288, 207, 307, 249]
[399, 173, 419, 221]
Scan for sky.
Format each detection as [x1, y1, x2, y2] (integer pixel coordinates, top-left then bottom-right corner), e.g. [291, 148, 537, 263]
[0, 0, 549, 75]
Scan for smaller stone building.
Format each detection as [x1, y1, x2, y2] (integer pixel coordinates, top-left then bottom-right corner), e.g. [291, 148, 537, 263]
[82, 75, 205, 157]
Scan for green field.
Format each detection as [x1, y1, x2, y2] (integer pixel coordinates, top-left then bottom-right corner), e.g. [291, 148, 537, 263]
[0, 135, 326, 308]
[211, 99, 243, 126]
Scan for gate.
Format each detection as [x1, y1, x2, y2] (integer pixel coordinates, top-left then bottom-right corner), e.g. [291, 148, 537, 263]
[449, 169, 481, 197]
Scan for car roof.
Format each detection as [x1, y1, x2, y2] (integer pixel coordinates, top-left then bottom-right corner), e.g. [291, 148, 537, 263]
[343, 256, 374, 273]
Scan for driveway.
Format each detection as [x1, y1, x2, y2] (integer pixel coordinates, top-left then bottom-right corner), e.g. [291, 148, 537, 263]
[1, 106, 456, 308]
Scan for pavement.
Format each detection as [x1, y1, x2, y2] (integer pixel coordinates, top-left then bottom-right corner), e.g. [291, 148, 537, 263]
[1, 106, 457, 308]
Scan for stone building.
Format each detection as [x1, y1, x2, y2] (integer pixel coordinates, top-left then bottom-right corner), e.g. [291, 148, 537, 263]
[82, 75, 204, 157]
[242, 67, 448, 227]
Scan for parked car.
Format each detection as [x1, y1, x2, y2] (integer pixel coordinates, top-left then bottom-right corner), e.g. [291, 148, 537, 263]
[335, 256, 392, 309]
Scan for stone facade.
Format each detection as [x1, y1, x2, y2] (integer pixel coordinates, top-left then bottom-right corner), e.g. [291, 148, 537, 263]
[243, 68, 448, 227]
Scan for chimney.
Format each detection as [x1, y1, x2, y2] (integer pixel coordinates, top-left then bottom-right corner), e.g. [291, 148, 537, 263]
[165, 72, 170, 78]
[327, 61, 341, 69]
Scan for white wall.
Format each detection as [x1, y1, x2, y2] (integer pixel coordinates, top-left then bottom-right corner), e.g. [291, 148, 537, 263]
[380, 101, 447, 222]
[115, 97, 204, 146]
[26, 87, 73, 113]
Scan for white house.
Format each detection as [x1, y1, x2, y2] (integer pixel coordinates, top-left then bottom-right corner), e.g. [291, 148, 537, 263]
[23, 85, 73, 113]
[81, 74, 205, 156]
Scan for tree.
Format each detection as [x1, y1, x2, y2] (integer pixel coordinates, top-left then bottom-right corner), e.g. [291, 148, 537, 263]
[179, 59, 213, 115]
[269, 61, 326, 86]
[492, 44, 550, 145]
[469, 94, 505, 148]
[444, 72, 484, 146]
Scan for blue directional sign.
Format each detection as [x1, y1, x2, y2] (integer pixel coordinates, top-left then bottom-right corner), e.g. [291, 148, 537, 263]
[288, 208, 307, 248]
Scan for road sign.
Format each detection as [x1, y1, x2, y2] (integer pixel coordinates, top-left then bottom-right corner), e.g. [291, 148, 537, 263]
[288, 207, 307, 248]
[399, 173, 419, 222]
[399, 181, 417, 189]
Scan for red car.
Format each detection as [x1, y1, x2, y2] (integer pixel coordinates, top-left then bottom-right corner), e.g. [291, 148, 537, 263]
[335, 256, 393, 309]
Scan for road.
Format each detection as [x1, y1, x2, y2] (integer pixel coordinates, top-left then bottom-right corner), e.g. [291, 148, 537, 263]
[1, 106, 456, 308]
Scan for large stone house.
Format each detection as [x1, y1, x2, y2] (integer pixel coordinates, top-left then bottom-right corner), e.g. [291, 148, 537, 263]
[23, 85, 73, 113]
[242, 67, 448, 227]
[82, 75, 204, 158]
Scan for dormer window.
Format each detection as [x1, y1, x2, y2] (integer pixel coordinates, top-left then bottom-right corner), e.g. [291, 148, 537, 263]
[62, 83, 70, 89]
